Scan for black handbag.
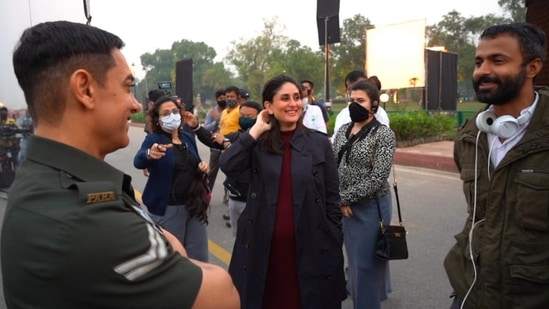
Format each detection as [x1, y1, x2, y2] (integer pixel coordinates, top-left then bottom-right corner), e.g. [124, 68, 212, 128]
[375, 165, 408, 260]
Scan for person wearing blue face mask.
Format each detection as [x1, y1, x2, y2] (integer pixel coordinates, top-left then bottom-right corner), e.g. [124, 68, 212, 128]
[134, 96, 211, 262]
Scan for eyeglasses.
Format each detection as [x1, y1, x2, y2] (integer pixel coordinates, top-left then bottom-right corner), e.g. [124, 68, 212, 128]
[159, 108, 180, 117]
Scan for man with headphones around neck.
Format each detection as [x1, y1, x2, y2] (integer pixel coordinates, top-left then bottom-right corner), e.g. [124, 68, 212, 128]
[444, 23, 549, 308]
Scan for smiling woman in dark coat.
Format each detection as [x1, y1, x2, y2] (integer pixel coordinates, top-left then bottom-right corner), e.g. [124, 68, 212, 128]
[220, 74, 345, 309]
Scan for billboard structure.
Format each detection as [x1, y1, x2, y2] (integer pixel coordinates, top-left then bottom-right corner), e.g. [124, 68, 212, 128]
[366, 19, 458, 111]
[366, 19, 426, 90]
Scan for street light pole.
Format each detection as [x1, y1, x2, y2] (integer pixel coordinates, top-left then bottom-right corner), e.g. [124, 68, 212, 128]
[131, 63, 137, 98]
[324, 16, 330, 105]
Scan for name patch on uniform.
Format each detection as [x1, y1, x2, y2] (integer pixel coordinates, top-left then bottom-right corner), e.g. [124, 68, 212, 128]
[86, 191, 116, 204]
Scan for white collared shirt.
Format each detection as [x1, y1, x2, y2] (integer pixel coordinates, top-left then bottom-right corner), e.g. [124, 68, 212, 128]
[303, 104, 327, 133]
[487, 92, 540, 167]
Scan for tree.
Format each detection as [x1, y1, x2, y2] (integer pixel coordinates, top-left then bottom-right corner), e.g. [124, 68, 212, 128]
[201, 62, 234, 103]
[225, 18, 289, 99]
[499, 0, 526, 22]
[331, 14, 373, 96]
[268, 39, 325, 96]
[138, 40, 228, 104]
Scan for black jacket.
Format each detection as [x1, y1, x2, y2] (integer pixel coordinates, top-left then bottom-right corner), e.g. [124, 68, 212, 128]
[220, 128, 345, 309]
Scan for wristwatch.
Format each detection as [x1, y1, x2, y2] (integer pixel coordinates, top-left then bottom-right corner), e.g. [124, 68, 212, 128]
[223, 138, 231, 149]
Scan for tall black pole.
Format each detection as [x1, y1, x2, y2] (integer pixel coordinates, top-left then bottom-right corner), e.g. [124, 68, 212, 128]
[324, 16, 330, 103]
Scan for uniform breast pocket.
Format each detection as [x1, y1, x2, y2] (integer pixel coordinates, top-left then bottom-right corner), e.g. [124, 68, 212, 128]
[515, 170, 549, 231]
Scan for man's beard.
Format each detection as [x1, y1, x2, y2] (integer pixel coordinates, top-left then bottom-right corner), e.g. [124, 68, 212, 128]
[472, 67, 526, 106]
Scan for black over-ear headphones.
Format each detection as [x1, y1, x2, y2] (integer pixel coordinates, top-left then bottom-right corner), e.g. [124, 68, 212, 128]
[475, 104, 534, 139]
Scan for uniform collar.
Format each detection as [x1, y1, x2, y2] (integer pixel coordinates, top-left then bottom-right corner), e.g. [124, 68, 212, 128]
[25, 135, 126, 190]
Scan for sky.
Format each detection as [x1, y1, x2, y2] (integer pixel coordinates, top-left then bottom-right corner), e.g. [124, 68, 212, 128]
[0, 0, 505, 109]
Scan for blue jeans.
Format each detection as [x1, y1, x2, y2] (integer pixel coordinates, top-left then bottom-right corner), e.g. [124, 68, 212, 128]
[151, 204, 209, 262]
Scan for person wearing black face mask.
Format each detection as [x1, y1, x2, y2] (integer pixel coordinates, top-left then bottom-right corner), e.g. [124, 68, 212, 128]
[204, 89, 227, 192]
[212, 101, 261, 236]
[219, 86, 241, 136]
[332, 80, 396, 309]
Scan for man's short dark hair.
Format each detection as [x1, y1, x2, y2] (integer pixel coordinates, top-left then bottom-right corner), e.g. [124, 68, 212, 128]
[225, 86, 240, 95]
[147, 90, 164, 102]
[300, 79, 314, 89]
[345, 71, 367, 87]
[480, 22, 546, 65]
[12, 21, 124, 126]
[215, 89, 226, 99]
[240, 101, 262, 113]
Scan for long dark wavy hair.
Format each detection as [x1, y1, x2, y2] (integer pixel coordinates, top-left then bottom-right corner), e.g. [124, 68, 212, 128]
[259, 74, 308, 154]
[186, 170, 210, 223]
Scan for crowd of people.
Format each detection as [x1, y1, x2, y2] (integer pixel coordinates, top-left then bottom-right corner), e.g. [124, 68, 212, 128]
[1, 19, 548, 309]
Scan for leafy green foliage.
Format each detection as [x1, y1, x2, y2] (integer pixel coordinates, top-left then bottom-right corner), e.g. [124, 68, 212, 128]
[131, 112, 147, 123]
[331, 15, 373, 95]
[389, 111, 457, 141]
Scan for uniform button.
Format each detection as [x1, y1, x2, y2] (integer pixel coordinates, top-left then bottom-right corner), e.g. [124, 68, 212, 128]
[245, 243, 249, 248]
[315, 198, 321, 203]
[247, 220, 253, 225]
[250, 193, 257, 199]
[243, 265, 247, 271]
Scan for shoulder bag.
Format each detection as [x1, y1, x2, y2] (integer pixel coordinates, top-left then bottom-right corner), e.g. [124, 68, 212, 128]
[375, 166, 409, 260]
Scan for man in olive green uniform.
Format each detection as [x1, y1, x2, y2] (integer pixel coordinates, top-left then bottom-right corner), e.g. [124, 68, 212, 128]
[1, 21, 239, 309]
[445, 23, 549, 308]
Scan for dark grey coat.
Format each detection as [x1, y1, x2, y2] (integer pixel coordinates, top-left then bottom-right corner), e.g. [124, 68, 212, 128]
[220, 128, 346, 309]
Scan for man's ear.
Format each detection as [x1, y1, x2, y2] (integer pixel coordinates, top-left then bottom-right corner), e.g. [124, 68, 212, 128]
[527, 58, 543, 78]
[70, 69, 95, 110]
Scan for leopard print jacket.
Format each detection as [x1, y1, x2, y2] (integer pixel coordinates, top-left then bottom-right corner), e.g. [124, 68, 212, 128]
[332, 122, 396, 205]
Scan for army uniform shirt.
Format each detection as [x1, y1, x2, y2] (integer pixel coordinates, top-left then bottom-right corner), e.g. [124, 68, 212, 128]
[1, 135, 202, 309]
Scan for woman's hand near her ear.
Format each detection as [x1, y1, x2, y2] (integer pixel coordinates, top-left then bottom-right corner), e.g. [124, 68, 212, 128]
[249, 110, 272, 140]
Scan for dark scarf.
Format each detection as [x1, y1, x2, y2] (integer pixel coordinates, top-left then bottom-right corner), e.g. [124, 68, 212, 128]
[337, 119, 380, 167]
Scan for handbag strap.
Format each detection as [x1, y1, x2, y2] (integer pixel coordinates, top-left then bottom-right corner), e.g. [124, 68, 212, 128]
[392, 164, 404, 225]
[376, 165, 405, 231]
